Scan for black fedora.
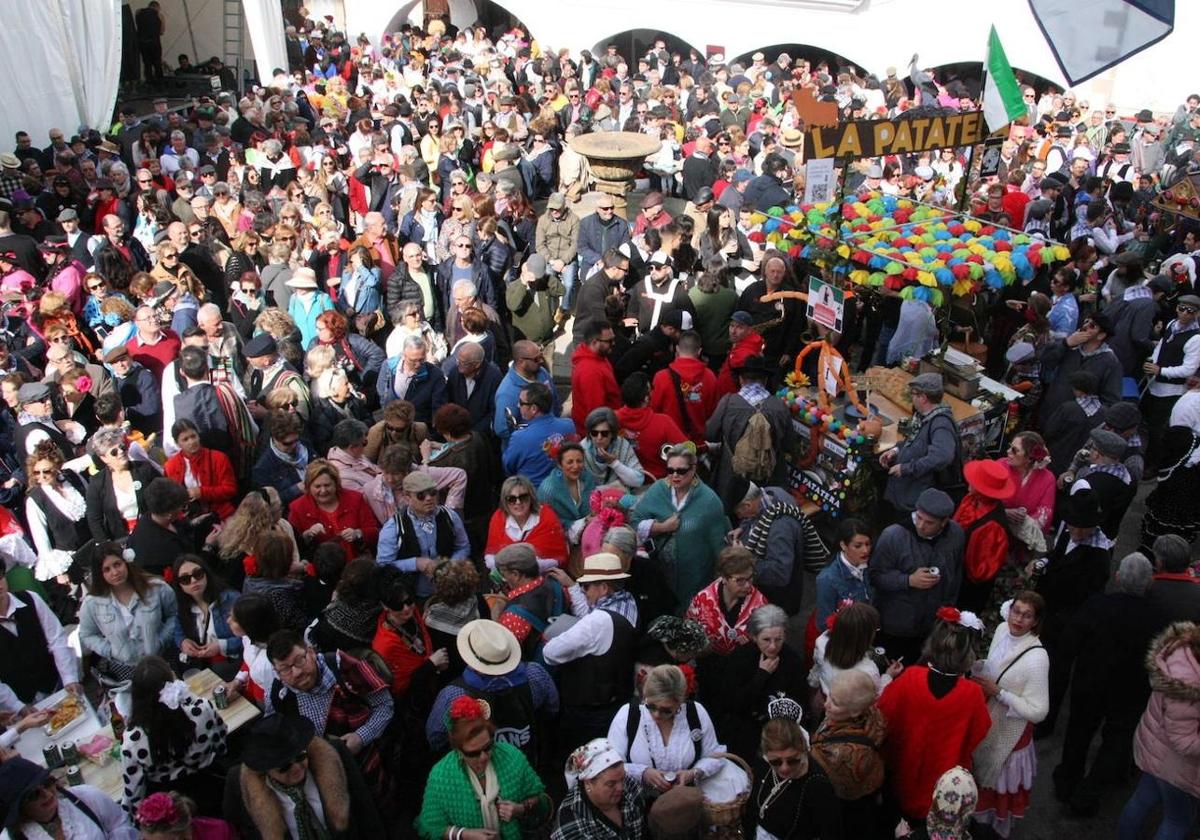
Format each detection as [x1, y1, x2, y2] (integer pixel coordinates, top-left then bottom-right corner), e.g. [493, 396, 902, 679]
[734, 354, 773, 379]
[0, 758, 52, 828]
[242, 714, 317, 773]
[1062, 490, 1102, 529]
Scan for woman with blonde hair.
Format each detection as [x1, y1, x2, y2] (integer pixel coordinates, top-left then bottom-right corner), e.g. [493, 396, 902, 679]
[436, 193, 477, 262]
[224, 230, 262, 288]
[217, 488, 300, 586]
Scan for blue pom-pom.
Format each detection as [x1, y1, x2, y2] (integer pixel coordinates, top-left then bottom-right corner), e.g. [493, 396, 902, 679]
[934, 268, 954, 286]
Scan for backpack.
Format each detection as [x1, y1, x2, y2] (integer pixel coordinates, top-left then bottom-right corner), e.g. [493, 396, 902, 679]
[731, 404, 776, 483]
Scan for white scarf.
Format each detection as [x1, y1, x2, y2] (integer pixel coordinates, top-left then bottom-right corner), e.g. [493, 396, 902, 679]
[465, 760, 501, 833]
[642, 276, 682, 330]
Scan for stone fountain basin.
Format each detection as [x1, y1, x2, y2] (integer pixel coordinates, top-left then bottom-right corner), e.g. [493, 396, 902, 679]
[569, 131, 662, 181]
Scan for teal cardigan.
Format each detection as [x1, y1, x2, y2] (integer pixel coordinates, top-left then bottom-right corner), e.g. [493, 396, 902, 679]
[415, 741, 547, 840]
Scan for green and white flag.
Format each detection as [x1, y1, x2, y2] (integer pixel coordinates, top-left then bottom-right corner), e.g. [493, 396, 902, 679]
[982, 25, 1025, 133]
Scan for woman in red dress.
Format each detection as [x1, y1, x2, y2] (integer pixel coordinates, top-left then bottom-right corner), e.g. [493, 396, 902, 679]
[287, 459, 379, 560]
[878, 608, 992, 824]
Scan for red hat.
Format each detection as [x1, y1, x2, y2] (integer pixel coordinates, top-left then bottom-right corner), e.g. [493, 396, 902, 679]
[963, 459, 1016, 501]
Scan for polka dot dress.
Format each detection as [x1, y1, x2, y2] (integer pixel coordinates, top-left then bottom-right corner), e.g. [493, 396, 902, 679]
[120, 695, 227, 812]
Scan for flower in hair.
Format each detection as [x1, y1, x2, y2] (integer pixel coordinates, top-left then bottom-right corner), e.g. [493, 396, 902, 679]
[825, 598, 856, 631]
[449, 695, 489, 722]
[74, 375, 92, 394]
[678, 664, 697, 697]
[936, 605, 961, 625]
[158, 679, 189, 710]
[122, 548, 136, 563]
[136, 792, 179, 826]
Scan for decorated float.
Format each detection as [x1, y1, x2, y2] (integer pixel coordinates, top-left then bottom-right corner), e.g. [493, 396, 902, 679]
[743, 193, 1061, 516]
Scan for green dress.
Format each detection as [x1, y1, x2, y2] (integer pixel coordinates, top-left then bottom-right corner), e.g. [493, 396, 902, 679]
[630, 478, 731, 610]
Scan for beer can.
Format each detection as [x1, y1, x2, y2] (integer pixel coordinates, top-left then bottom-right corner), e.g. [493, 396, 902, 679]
[212, 685, 229, 710]
[42, 743, 60, 770]
[60, 741, 79, 764]
[65, 765, 83, 786]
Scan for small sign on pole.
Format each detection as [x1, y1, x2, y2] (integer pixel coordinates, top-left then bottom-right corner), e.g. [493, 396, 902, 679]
[807, 276, 845, 334]
[804, 158, 836, 204]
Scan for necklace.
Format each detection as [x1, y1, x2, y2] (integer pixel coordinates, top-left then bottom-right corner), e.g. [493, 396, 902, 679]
[757, 770, 794, 818]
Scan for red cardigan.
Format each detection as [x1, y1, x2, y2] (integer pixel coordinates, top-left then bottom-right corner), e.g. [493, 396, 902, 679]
[878, 666, 992, 819]
[164, 448, 237, 520]
[484, 506, 569, 568]
[287, 488, 379, 560]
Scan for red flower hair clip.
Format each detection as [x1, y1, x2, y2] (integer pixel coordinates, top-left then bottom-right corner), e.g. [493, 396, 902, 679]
[243, 554, 259, 577]
[449, 695, 490, 722]
[678, 664, 697, 697]
[936, 606, 961, 625]
[825, 598, 857, 631]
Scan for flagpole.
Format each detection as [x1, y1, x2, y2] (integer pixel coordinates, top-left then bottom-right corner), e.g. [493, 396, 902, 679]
[958, 59, 988, 215]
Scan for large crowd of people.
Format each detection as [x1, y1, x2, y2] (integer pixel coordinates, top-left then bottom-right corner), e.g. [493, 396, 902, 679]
[0, 4, 1198, 838]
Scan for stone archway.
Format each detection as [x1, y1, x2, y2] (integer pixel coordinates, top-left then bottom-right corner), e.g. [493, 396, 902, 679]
[590, 28, 704, 68]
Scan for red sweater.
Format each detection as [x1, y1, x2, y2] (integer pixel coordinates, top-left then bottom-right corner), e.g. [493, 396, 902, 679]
[164, 447, 238, 519]
[878, 666, 991, 819]
[287, 488, 380, 560]
[615, 405, 687, 480]
[650, 357, 719, 444]
[126, 330, 181, 378]
[570, 343, 621, 434]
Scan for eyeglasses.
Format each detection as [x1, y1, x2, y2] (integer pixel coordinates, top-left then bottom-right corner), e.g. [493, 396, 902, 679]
[189, 230, 203, 238]
[505, 493, 531, 504]
[589, 428, 612, 437]
[176, 568, 207, 585]
[275, 652, 310, 675]
[276, 750, 308, 772]
[767, 755, 805, 769]
[460, 739, 494, 759]
[31, 468, 56, 477]
[455, 242, 472, 249]
[411, 489, 438, 501]
[644, 703, 678, 717]
[106, 445, 127, 458]
[666, 466, 694, 476]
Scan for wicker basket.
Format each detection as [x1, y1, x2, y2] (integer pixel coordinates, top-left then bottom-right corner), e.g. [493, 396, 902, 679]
[701, 752, 754, 828]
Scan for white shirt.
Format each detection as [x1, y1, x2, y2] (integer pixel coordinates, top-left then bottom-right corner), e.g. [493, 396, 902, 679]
[807, 632, 891, 697]
[273, 772, 328, 838]
[543, 607, 615, 665]
[1149, 326, 1200, 397]
[1169, 389, 1200, 435]
[0, 590, 80, 709]
[2, 784, 137, 840]
[606, 701, 726, 783]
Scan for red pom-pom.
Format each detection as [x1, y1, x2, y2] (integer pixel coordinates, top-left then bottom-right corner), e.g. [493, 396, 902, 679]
[243, 555, 259, 577]
[993, 240, 1012, 252]
[304, 563, 317, 578]
[162, 566, 174, 583]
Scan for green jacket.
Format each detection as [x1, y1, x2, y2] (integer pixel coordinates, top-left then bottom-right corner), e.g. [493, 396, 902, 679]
[416, 741, 547, 840]
[507, 274, 565, 344]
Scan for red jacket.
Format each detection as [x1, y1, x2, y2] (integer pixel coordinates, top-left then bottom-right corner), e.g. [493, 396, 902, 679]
[952, 493, 1009, 584]
[650, 356, 718, 444]
[164, 447, 237, 519]
[716, 332, 766, 399]
[615, 405, 687, 479]
[287, 488, 380, 560]
[570, 343, 621, 434]
[372, 610, 434, 697]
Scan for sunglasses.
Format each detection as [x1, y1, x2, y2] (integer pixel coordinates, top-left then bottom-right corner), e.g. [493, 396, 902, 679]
[460, 740, 494, 759]
[176, 568, 207, 585]
[411, 489, 437, 501]
[1180, 305, 1199, 314]
[597, 205, 614, 211]
[666, 466, 693, 476]
[31, 468, 56, 477]
[276, 750, 308, 772]
[644, 703, 678, 717]
[107, 446, 127, 458]
[589, 428, 612, 437]
[767, 755, 805, 769]
[505, 493, 531, 504]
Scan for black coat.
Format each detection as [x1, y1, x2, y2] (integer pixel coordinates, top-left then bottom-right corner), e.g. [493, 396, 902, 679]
[1037, 533, 1112, 640]
[1060, 591, 1160, 709]
[445, 362, 503, 437]
[1144, 574, 1200, 627]
[700, 642, 809, 763]
[84, 460, 161, 542]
